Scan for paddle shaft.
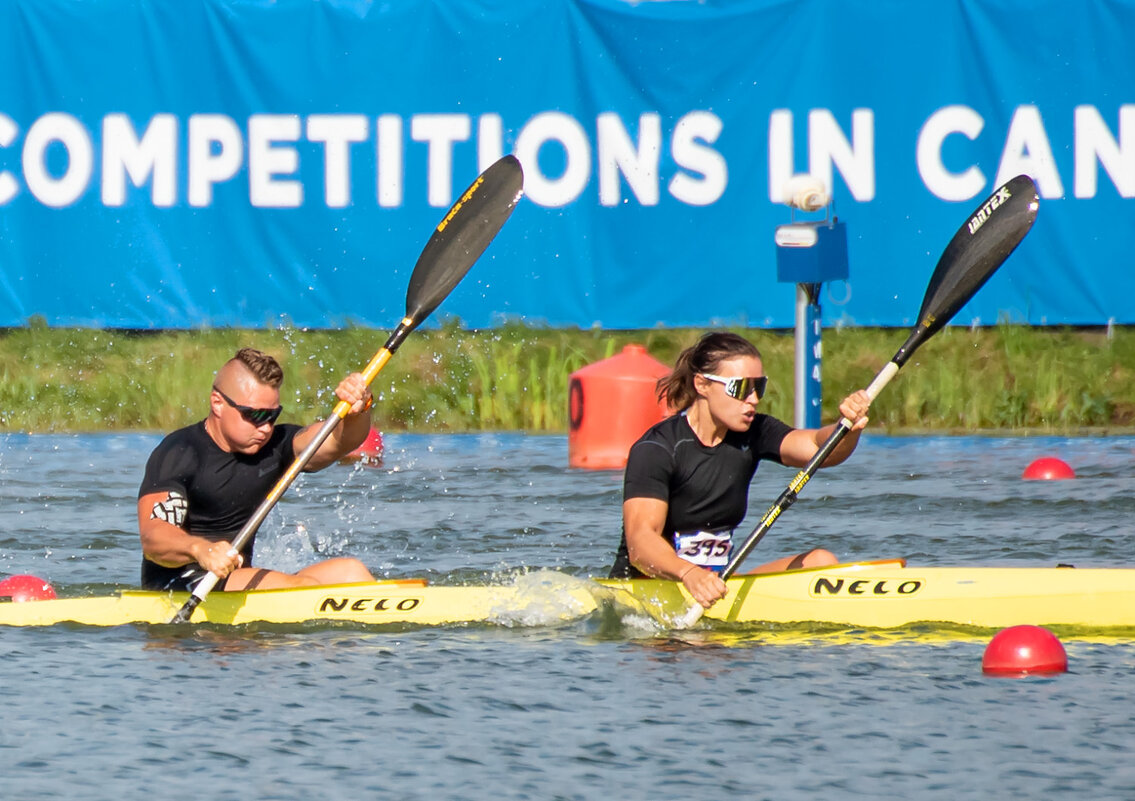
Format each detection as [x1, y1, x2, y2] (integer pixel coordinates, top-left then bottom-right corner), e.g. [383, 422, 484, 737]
[722, 359, 905, 578]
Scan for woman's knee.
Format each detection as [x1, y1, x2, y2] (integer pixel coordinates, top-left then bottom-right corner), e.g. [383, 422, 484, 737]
[326, 557, 375, 581]
[299, 557, 375, 583]
[786, 548, 839, 570]
[801, 548, 838, 567]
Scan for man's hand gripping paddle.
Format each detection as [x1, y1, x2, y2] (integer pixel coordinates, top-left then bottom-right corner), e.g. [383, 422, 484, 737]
[170, 155, 525, 624]
[676, 175, 1040, 628]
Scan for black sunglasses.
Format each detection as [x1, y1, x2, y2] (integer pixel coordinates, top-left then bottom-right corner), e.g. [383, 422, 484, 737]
[212, 386, 283, 426]
[700, 373, 769, 401]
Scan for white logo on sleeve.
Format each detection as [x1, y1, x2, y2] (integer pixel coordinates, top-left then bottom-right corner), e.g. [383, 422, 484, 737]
[151, 491, 188, 527]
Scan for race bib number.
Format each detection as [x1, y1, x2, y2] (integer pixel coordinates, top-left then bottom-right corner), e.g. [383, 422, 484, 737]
[672, 530, 734, 573]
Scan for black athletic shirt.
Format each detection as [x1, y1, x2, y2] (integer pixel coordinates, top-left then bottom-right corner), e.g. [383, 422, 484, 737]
[137, 420, 303, 590]
[608, 412, 793, 578]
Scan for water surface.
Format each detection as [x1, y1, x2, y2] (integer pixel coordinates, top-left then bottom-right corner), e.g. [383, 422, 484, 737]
[2, 432, 1134, 800]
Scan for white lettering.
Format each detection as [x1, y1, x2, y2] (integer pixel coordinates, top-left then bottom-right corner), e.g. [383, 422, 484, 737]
[248, 114, 302, 208]
[768, 109, 795, 203]
[101, 114, 177, 207]
[477, 114, 504, 173]
[669, 111, 726, 206]
[410, 114, 471, 206]
[23, 112, 93, 208]
[0, 113, 19, 204]
[307, 114, 367, 208]
[515, 111, 591, 207]
[597, 112, 661, 206]
[1074, 104, 1135, 198]
[376, 114, 402, 208]
[917, 105, 986, 201]
[996, 105, 1062, 197]
[3, 105, 1133, 212]
[768, 109, 874, 204]
[188, 114, 243, 207]
[809, 108, 874, 201]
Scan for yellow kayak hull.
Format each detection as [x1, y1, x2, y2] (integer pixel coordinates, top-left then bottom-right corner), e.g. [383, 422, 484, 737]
[2, 561, 1133, 633]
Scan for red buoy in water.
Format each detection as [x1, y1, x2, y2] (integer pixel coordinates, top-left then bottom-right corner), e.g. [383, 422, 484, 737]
[982, 625, 1068, 675]
[568, 344, 671, 470]
[345, 426, 384, 467]
[1022, 457, 1075, 480]
[0, 574, 57, 602]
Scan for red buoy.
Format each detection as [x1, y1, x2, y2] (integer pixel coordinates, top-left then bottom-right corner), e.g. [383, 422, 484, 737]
[568, 344, 671, 470]
[345, 426, 384, 467]
[982, 625, 1068, 675]
[0, 574, 57, 602]
[1022, 457, 1075, 480]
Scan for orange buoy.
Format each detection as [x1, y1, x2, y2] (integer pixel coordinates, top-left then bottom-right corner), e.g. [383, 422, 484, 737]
[1022, 456, 1075, 480]
[568, 344, 671, 470]
[345, 426, 384, 467]
[982, 625, 1068, 675]
[0, 574, 57, 602]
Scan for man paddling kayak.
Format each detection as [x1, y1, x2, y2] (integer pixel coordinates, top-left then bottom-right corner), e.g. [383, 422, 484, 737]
[608, 332, 871, 609]
[137, 347, 376, 592]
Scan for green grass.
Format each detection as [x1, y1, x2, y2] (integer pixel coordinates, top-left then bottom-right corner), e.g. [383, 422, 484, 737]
[1, 320, 1133, 434]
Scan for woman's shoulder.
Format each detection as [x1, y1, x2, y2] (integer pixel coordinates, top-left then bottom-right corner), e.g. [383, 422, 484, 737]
[635, 413, 690, 445]
[742, 412, 794, 458]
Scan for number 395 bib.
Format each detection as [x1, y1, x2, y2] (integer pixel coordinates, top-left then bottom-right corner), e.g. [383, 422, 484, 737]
[672, 530, 734, 573]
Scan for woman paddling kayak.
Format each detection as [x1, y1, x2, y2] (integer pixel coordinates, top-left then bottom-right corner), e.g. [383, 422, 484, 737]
[608, 332, 872, 609]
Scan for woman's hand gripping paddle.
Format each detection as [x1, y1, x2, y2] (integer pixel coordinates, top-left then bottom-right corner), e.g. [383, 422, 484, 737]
[676, 174, 1040, 628]
[170, 155, 525, 624]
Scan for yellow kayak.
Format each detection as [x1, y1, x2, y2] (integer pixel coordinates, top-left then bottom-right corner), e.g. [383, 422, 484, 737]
[2, 560, 1132, 633]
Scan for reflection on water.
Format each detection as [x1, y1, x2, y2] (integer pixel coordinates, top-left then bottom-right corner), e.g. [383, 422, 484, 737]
[4, 432, 1135, 799]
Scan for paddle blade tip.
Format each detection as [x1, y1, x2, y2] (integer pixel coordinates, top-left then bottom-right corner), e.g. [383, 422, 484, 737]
[899, 174, 1041, 362]
[673, 602, 707, 629]
[403, 155, 526, 328]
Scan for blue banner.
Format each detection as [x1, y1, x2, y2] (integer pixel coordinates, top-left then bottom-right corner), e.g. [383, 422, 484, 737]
[0, 0, 1132, 329]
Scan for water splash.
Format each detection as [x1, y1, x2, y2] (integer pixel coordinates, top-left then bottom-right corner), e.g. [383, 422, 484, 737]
[484, 570, 666, 633]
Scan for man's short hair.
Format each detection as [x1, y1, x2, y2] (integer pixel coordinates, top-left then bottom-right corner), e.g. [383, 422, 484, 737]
[232, 347, 284, 388]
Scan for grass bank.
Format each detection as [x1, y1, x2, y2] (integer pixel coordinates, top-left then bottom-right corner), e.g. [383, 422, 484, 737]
[1, 322, 1132, 434]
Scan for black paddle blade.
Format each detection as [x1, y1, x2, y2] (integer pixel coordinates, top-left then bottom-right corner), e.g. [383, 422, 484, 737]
[404, 154, 524, 330]
[895, 174, 1039, 366]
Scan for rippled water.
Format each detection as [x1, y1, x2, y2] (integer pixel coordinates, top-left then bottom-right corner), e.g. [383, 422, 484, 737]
[2, 432, 1135, 800]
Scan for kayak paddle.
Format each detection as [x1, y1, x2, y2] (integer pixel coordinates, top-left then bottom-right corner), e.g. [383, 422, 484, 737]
[170, 154, 525, 624]
[676, 174, 1040, 628]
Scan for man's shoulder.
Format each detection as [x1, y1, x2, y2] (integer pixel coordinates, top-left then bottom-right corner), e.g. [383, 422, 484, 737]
[140, 422, 208, 495]
[266, 422, 303, 451]
[152, 420, 208, 452]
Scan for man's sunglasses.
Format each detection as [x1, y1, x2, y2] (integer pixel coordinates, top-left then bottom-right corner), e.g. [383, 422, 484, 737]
[700, 373, 769, 401]
[212, 386, 283, 426]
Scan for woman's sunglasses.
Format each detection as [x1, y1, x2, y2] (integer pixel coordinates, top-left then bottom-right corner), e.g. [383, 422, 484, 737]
[212, 386, 283, 426]
[700, 373, 769, 401]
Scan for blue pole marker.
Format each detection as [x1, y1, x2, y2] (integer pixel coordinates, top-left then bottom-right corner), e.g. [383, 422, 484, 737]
[795, 285, 823, 428]
[775, 217, 849, 429]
